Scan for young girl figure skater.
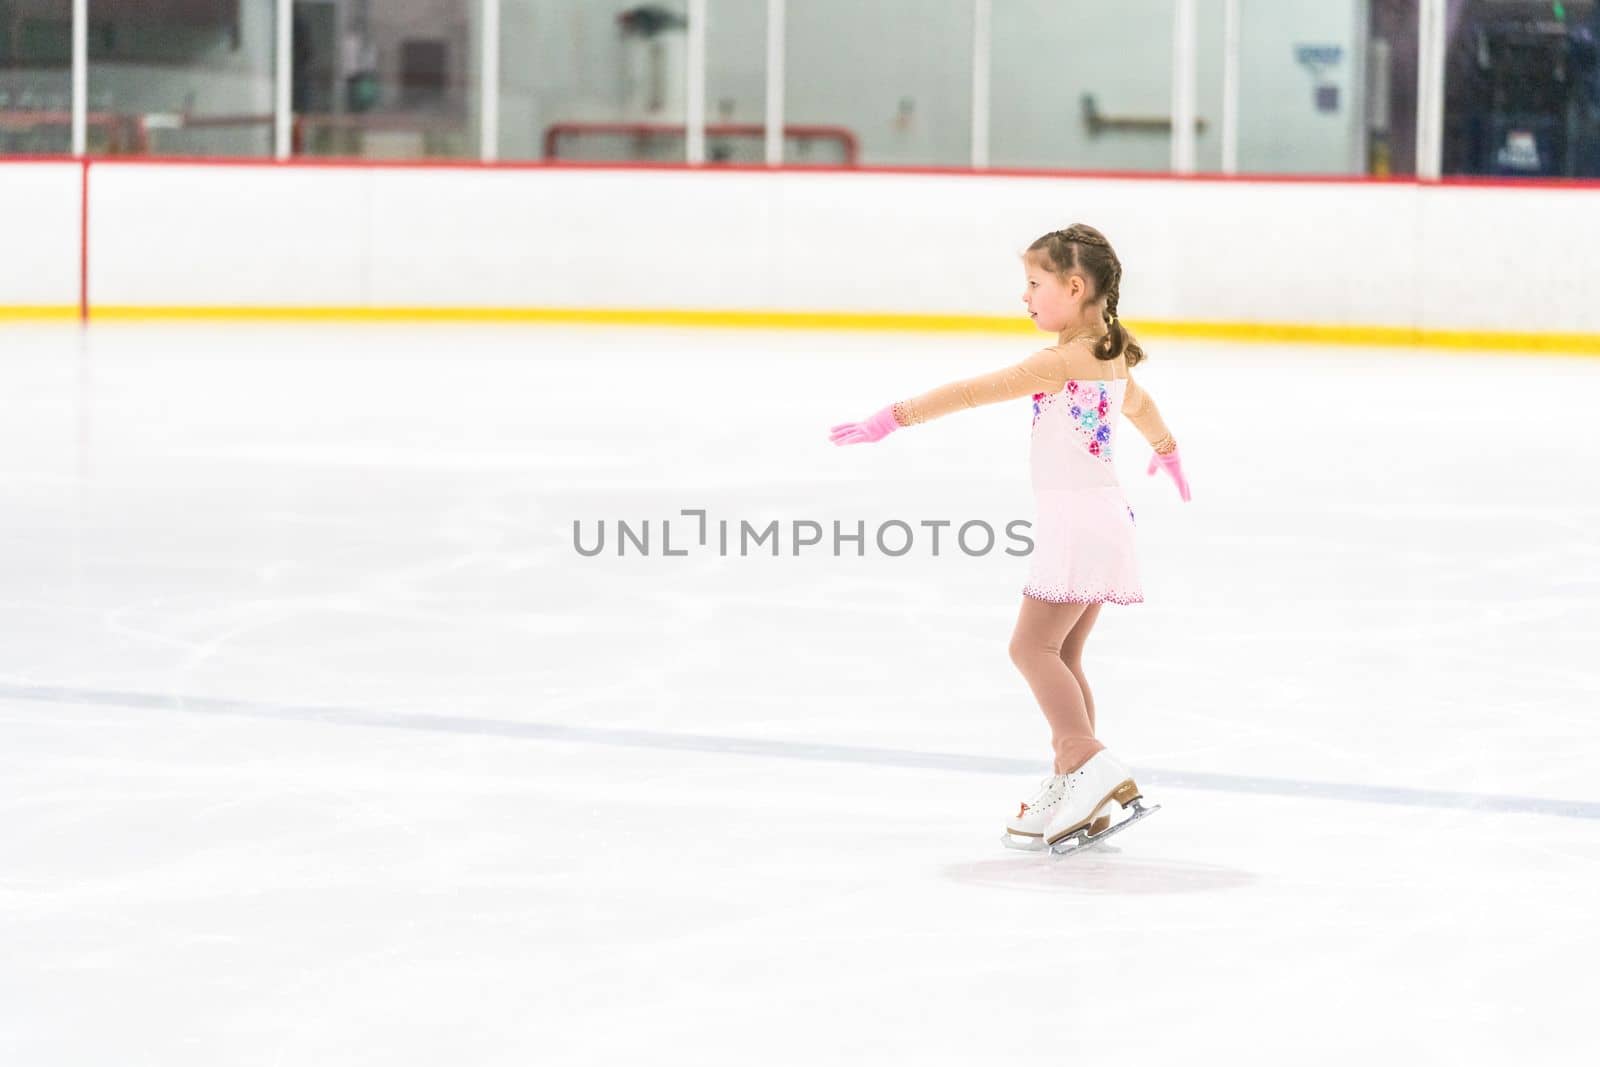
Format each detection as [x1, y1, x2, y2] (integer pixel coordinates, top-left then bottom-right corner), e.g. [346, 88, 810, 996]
[828, 224, 1190, 854]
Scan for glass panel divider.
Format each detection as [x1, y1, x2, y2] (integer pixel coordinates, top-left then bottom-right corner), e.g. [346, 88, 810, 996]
[686, 0, 708, 164]
[71, 0, 87, 156]
[971, 0, 991, 170]
[275, 0, 293, 160]
[1171, 0, 1198, 173]
[482, 0, 502, 162]
[765, 0, 786, 166]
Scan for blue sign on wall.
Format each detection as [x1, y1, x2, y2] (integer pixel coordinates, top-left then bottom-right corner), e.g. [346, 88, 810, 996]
[1295, 45, 1344, 67]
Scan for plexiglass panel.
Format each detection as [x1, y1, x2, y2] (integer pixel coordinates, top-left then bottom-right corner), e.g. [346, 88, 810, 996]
[991, 0, 1178, 172]
[294, 0, 479, 159]
[87, 0, 278, 157]
[1, 0, 74, 155]
[1441, 0, 1600, 178]
[784, 0, 972, 167]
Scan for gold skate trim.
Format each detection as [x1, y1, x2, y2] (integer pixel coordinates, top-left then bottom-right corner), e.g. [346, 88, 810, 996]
[1045, 779, 1142, 847]
[1006, 829, 1044, 839]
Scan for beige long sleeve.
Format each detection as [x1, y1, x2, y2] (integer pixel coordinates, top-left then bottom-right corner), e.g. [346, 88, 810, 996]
[1123, 377, 1178, 454]
[892, 346, 1072, 427]
[891, 343, 1179, 455]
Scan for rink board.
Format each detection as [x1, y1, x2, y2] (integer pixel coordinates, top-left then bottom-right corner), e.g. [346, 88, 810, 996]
[3, 159, 1600, 352]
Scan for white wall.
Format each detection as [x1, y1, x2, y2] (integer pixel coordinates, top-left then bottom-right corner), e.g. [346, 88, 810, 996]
[7, 160, 1600, 340]
[992, 0, 1180, 172]
[1236, 0, 1365, 174]
[705, 0, 766, 126]
[994, 0, 1364, 174]
[784, 0, 973, 168]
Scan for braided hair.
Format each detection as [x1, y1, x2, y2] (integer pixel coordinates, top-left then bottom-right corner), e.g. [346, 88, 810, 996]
[1026, 223, 1147, 367]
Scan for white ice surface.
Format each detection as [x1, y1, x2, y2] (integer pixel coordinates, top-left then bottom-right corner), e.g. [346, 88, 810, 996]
[1, 323, 1598, 1066]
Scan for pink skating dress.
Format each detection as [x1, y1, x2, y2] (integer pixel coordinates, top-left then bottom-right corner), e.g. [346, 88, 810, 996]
[890, 336, 1175, 608]
[1022, 377, 1142, 605]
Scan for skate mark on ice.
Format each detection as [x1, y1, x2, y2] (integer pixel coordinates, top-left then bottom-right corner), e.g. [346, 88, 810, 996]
[4, 681, 1600, 823]
[942, 856, 1259, 895]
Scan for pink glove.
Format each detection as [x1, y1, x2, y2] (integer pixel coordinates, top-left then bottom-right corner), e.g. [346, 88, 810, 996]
[829, 405, 901, 446]
[1146, 447, 1192, 502]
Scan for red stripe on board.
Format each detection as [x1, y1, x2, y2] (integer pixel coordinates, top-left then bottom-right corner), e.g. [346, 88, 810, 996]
[1432, 173, 1600, 191]
[14, 153, 1599, 191]
[39, 153, 1397, 183]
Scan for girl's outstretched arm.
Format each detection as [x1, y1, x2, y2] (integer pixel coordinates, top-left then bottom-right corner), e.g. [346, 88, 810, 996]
[830, 346, 1069, 445]
[892, 345, 1070, 427]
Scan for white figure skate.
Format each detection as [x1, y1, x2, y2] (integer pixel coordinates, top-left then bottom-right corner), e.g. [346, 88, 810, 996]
[1042, 750, 1159, 856]
[1000, 774, 1069, 851]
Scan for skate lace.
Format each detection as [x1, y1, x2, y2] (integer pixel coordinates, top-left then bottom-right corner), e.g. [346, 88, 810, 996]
[1022, 775, 1066, 811]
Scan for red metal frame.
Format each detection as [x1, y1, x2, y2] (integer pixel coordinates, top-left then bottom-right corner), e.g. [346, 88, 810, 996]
[3, 105, 1599, 187]
[0, 111, 151, 154]
[542, 121, 861, 166]
[290, 113, 473, 155]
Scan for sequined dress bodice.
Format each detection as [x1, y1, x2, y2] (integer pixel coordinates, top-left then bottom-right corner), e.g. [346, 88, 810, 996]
[1029, 378, 1127, 491]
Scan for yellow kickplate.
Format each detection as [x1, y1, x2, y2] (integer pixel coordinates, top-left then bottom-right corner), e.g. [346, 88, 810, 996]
[49, 305, 1600, 356]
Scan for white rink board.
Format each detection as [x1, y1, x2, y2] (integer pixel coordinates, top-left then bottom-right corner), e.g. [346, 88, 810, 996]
[87, 164, 370, 307]
[363, 167, 780, 309]
[1417, 183, 1600, 333]
[5, 160, 1600, 337]
[0, 162, 80, 307]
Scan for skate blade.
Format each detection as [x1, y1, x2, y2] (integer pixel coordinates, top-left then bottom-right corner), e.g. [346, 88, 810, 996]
[1048, 799, 1161, 857]
[1000, 833, 1048, 852]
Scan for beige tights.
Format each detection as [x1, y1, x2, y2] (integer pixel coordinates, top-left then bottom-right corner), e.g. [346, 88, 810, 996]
[1008, 597, 1105, 775]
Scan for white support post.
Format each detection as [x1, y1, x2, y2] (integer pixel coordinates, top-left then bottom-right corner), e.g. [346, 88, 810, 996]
[1415, 0, 1446, 180]
[480, 0, 501, 162]
[970, 0, 991, 169]
[71, 0, 87, 156]
[1170, 0, 1198, 174]
[686, 0, 707, 164]
[764, 0, 786, 166]
[275, 0, 293, 159]
[1221, 0, 1240, 174]
[1348, 0, 1370, 175]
